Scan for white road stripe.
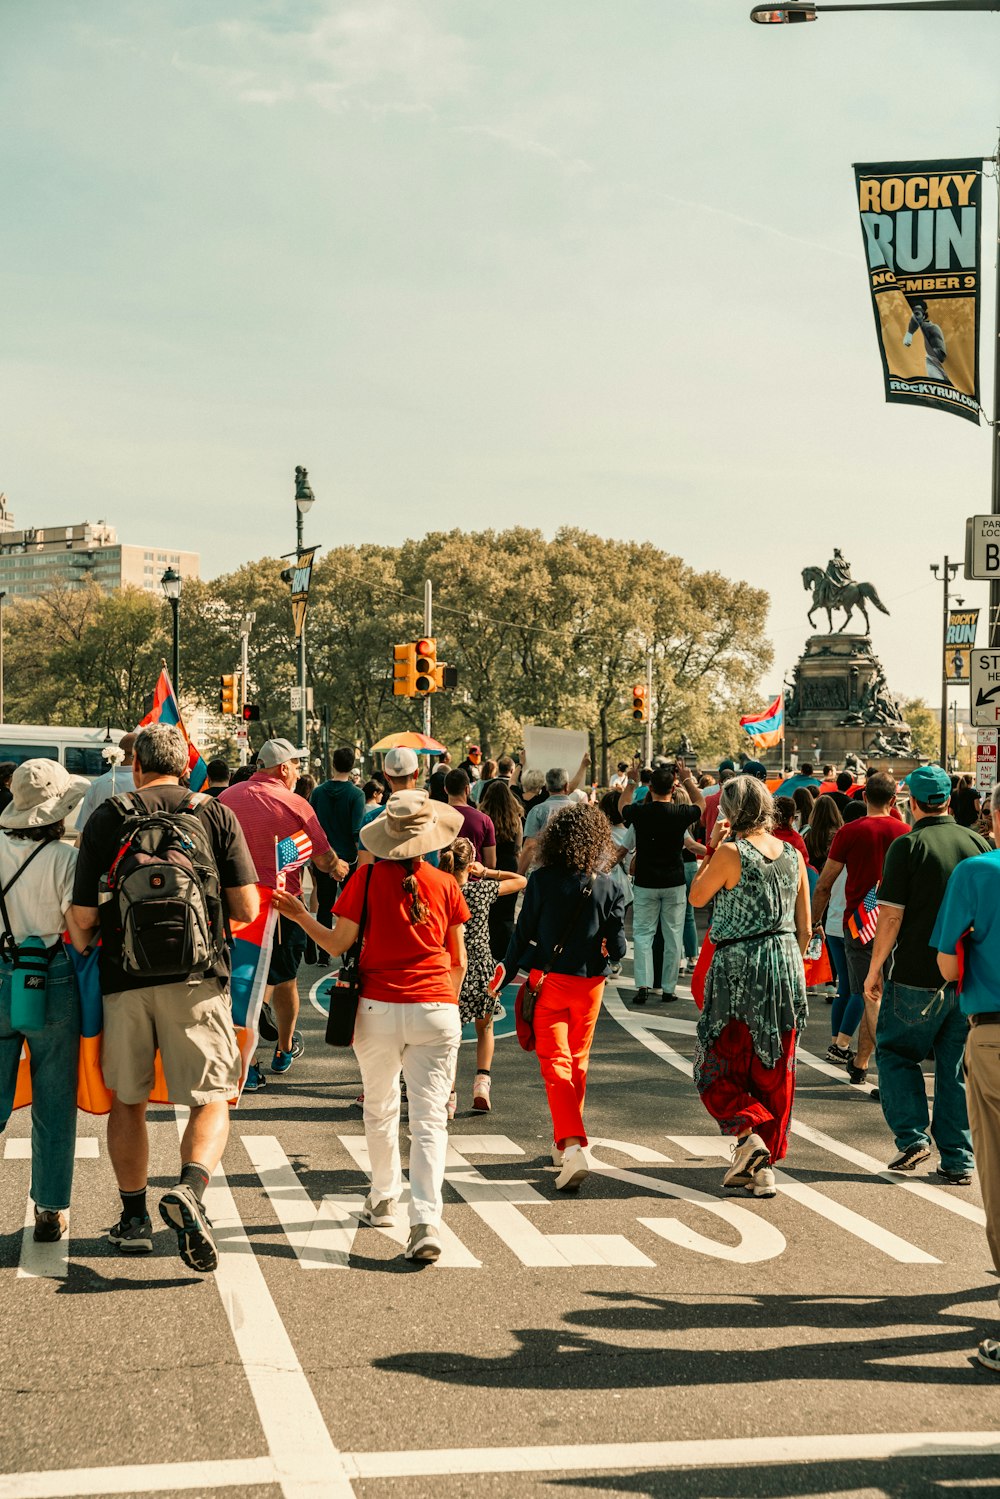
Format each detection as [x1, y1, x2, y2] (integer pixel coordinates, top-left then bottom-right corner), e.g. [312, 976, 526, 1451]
[668, 1134, 939, 1264]
[174, 1110, 354, 1499]
[0, 1457, 277, 1498]
[344, 1430, 1000, 1479]
[12, 1139, 100, 1280]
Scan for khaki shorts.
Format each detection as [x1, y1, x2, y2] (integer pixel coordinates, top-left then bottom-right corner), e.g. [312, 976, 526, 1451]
[102, 977, 242, 1106]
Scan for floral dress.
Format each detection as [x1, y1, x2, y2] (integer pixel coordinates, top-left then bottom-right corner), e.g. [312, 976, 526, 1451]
[459, 878, 501, 1024]
[693, 839, 808, 1076]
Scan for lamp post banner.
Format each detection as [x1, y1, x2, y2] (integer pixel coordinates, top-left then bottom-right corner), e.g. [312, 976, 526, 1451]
[946, 606, 980, 685]
[854, 158, 983, 425]
[290, 545, 317, 639]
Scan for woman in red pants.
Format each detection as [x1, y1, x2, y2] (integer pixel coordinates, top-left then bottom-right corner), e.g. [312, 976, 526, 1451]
[494, 803, 626, 1193]
[689, 775, 810, 1199]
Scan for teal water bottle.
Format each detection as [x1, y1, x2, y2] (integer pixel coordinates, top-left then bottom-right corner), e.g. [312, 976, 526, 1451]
[10, 937, 50, 1031]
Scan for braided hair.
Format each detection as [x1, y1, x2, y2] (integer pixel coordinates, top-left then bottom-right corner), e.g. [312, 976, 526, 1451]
[400, 858, 430, 924]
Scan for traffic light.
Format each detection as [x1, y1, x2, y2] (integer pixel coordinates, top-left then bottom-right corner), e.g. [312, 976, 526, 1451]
[220, 674, 238, 715]
[393, 642, 417, 697]
[415, 637, 437, 694]
[631, 684, 649, 723]
[433, 663, 459, 691]
[242, 703, 260, 722]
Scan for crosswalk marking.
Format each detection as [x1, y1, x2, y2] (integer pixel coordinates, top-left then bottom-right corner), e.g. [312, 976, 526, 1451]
[444, 1138, 655, 1268]
[9, 1138, 100, 1280]
[667, 1135, 939, 1264]
[587, 1138, 786, 1264]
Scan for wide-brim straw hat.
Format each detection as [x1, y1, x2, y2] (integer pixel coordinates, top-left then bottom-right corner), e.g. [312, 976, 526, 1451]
[0, 759, 89, 829]
[360, 790, 464, 861]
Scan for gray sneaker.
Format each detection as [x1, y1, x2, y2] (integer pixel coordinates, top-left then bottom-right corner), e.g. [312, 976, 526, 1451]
[405, 1223, 442, 1262]
[359, 1196, 396, 1228]
[723, 1133, 770, 1190]
[109, 1213, 154, 1254]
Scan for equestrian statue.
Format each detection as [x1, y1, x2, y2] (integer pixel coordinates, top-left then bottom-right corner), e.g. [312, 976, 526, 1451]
[802, 550, 890, 634]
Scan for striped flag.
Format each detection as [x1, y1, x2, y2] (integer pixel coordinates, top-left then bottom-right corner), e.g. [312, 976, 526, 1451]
[137, 667, 208, 791]
[275, 830, 314, 892]
[847, 885, 880, 945]
[739, 692, 784, 751]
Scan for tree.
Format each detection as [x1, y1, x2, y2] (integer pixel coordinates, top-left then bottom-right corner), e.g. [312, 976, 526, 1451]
[902, 698, 942, 762]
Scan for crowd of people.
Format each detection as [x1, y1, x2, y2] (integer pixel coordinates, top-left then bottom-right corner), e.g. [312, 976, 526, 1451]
[0, 728, 996, 1369]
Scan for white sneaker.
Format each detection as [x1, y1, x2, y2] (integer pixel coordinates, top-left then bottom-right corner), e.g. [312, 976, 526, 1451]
[405, 1223, 442, 1262]
[555, 1145, 589, 1192]
[359, 1195, 396, 1228]
[722, 1133, 770, 1190]
[551, 1146, 564, 1167]
[472, 1074, 492, 1112]
[752, 1166, 777, 1199]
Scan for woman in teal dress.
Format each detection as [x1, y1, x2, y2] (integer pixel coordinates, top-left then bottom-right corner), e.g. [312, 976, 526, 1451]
[689, 775, 810, 1199]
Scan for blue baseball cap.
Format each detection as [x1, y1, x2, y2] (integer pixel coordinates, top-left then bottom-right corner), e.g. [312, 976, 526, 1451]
[907, 763, 951, 807]
[741, 759, 768, 782]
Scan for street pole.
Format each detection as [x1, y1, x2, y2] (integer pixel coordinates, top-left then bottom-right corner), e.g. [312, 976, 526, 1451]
[170, 596, 180, 698]
[933, 555, 959, 765]
[293, 479, 311, 754]
[0, 592, 6, 727]
[423, 578, 432, 741]
[991, 128, 1000, 647]
[238, 613, 254, 767]
[644, 649, 653, 765]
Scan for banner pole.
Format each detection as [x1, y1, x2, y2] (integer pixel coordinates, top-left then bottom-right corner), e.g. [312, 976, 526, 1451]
[991, 129, 1000, 646]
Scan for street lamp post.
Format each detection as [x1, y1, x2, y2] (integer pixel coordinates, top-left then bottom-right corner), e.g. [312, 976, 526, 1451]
[160, 566, 181, 697]
[293, 466, 315, 752]
[931, 559, 960, 765]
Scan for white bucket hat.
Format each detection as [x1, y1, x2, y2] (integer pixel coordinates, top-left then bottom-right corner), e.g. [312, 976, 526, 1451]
[360, 790, 464, 861]
[0, 759, 89, 829]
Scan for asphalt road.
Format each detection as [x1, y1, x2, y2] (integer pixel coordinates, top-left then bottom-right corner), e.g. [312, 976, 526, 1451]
[1, 948, 998, 1499]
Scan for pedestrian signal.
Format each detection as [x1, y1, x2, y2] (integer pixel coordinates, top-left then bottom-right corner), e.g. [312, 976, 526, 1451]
[415, 637, 437, 695]
[220, 674, 238, 715]
[631, 685, 649, 723]
[434, 664, 459, 690]
[242, 704, 260, 722]
[393, 643, 417, 697]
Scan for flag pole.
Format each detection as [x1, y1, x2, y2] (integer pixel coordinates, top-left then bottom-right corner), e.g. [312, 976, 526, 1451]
[274, 835, 282, 943]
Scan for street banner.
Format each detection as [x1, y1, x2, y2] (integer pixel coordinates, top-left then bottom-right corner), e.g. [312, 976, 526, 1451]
[976, 728, 998, 798]
[854, 158, 983, 424]
[946, 606, 979, 685]
[291, 546, 317, 639]
[739, 692, 783, 751]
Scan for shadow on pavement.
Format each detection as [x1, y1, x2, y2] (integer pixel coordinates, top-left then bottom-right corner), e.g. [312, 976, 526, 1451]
[545, 1453, 1000, 1498]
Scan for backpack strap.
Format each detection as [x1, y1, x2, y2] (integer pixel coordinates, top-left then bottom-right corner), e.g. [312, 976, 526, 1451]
[0, 839, 54, 960]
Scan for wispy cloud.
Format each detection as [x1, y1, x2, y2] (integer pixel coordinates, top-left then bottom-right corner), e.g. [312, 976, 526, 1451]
[171, 3, 471, 114]
[457, 124, 592, 177]
[652, 189, 858, 265]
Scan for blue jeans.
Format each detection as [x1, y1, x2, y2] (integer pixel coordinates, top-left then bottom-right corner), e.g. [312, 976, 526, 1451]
[827, 933, 863, 1038]
[682, 863, 699, 961]
[0, 951, 81, 1211]
[633, 885, 686, 993]
[876, 979, 973, 1172]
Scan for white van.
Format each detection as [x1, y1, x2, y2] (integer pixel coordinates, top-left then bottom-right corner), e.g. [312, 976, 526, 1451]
[0, 724, 127, 780]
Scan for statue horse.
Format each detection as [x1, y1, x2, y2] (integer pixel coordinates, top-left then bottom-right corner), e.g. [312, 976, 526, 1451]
[801, 567, 891, 634]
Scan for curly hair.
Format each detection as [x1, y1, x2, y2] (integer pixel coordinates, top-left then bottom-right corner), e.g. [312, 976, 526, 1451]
[537, 802, 615, 875]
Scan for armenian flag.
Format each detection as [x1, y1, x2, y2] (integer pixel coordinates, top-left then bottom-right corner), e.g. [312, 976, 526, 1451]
[138, 667, 208, 791]
[847, 885, 880, 945]
[739, 693, 784, 751]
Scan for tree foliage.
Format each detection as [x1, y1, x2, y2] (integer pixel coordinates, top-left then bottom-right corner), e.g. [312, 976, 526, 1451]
[1, 529, 772, 774]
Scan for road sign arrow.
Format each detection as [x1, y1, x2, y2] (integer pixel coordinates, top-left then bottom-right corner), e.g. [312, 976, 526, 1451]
[976, 684, 1000, 707]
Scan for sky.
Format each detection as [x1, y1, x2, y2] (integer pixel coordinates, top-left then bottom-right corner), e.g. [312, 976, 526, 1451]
[3, 0, 999, 711]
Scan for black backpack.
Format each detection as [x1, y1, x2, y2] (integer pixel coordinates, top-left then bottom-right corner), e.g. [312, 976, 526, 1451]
[106, 792, 225, 978]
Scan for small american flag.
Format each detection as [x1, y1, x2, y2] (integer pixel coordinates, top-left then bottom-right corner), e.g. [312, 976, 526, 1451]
[847, 885, 880, 945]
[275, 830, 313, 892]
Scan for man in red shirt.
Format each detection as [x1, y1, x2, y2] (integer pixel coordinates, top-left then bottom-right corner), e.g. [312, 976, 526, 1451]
[220, 740, 346, 1077]
[811, 769, 906, 1082]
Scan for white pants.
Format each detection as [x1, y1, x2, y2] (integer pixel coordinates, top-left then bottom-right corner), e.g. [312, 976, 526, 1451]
[352, 997, 461, 1226]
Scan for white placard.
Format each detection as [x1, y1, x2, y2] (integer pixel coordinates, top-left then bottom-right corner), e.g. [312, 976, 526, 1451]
[976, 728, 998, 796]
[521, 724, 588, 776]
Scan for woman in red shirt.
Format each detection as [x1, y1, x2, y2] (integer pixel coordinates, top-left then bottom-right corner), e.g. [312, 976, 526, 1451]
[772, 797, 809, 862]
[273, 791, 467, 1264]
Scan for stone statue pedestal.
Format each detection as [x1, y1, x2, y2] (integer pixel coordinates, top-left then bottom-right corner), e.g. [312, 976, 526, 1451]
[785, 635, 920, 773]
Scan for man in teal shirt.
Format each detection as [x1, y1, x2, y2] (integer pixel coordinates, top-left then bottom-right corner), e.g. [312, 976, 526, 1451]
[932, 786, 1000, 1375]
[310, 747, 365, 940]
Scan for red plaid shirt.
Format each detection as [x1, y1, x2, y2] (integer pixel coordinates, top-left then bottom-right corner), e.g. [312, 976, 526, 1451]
[219, 772, 330, 897]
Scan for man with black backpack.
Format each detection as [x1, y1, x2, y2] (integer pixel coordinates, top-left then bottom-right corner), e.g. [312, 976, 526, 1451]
[71, 724, 260, 1274]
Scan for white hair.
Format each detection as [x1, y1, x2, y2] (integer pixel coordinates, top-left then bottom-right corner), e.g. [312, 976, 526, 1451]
[720, 774, 775, 837]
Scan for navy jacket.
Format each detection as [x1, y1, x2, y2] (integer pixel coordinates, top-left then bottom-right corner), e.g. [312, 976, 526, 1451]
[502, 867, 626, 980]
